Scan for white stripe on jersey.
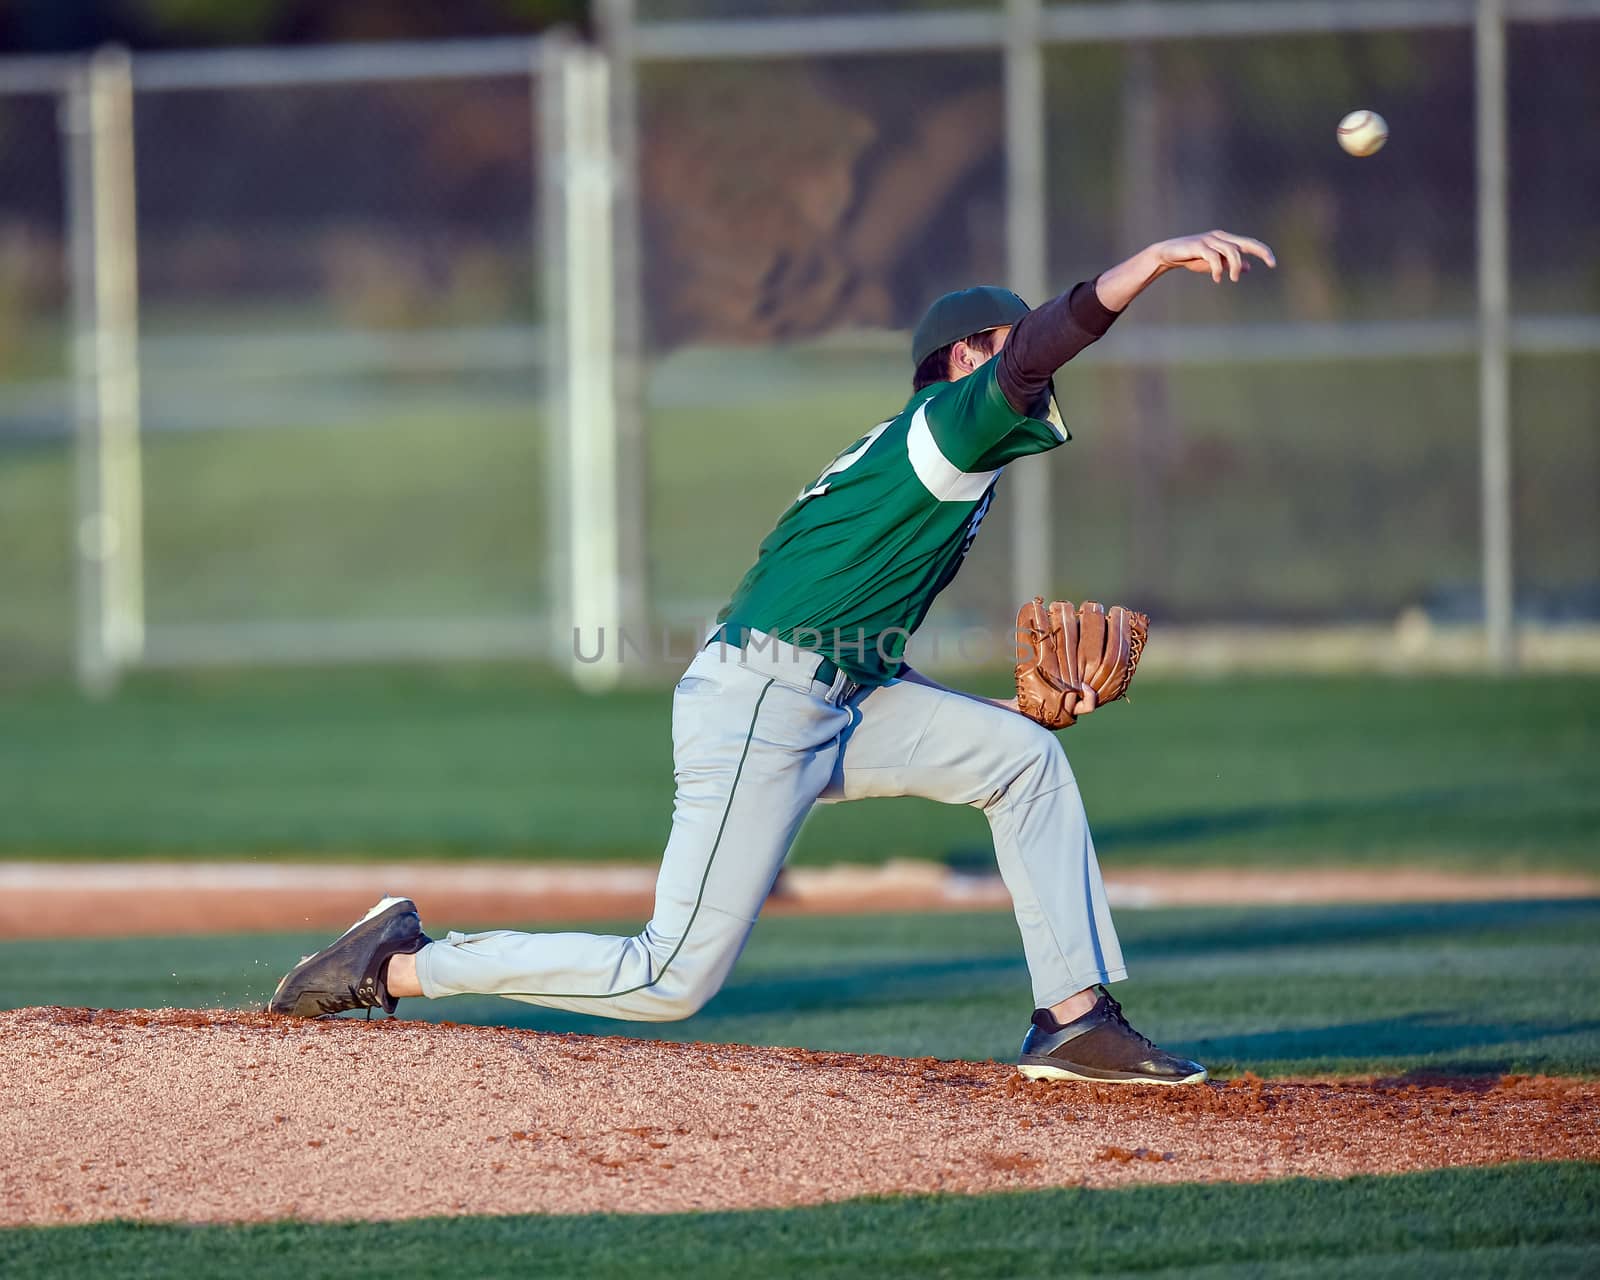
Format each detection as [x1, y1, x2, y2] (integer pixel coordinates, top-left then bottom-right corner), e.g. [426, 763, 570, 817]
[1045, 393, 1068, 441]
[907, 402, 1002, 502]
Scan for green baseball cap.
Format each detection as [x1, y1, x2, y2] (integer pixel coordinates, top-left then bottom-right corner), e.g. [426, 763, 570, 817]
[911, 285, 1031, 368]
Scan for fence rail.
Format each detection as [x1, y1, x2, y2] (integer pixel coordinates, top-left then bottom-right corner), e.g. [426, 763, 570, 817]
[626, 0, 1600, 59]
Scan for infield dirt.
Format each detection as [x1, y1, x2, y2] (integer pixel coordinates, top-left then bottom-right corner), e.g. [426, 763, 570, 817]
[3, 1006, 1595, 1226]
[3, 862, 1594, 939]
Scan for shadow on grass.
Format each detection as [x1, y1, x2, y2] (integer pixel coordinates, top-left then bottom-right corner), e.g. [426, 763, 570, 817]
[1121, 898, 1600, 959]
[1188, 1011, 1600, 1073]
[1088, 777, 1597, 852]
[1091, 786, 1481, 849]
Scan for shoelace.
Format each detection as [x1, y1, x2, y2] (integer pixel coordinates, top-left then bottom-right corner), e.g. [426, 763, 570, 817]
[315, 982, 381, 1017]
[1097, 987, 1159, 1051]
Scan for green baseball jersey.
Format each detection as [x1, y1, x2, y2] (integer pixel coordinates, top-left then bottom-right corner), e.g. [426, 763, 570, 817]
[718, 360, 1070, 685]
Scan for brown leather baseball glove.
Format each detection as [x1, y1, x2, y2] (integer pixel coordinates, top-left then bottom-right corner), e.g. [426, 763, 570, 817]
[1014, 597, 1149, 729]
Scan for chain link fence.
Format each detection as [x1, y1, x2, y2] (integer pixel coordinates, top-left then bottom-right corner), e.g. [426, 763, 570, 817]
[0, 42, 556, 683]
[618, 0, 1599, 673]
[634, 47, 1015, 636]
[133, 71, 547, 650]
[0, 1, 1595, 687]
[1029, 21, 1598, 627]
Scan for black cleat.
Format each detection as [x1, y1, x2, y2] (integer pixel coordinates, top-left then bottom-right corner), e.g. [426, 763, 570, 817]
[1017, 987, 1207, 1085]
[268, 896, 431, 1018]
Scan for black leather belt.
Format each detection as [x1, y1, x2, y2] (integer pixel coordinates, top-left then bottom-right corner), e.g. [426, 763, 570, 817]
[707, 623, 843, 689]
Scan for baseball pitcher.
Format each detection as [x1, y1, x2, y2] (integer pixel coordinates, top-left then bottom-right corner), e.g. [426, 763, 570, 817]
[272, 230, 1274, 1085]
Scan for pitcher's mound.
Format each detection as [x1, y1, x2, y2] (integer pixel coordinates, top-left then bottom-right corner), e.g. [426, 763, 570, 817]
[3, 1006, 1595, 1225]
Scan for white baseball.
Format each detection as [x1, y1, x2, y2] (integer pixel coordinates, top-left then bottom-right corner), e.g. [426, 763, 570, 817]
[1337, 109, 1389, 157]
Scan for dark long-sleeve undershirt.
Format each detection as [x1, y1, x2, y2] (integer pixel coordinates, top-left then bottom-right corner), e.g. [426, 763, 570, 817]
[995, 278, 1121, 416]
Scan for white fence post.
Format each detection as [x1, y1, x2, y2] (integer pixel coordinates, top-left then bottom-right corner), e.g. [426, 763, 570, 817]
[539, 37, 569, 676]
[547, 43, 623, 691]
[595, 0, 650, 653]
[63, 46, 145, 695]
[1005, 0, 1052, 603]
[1476, 0, 1516, 670]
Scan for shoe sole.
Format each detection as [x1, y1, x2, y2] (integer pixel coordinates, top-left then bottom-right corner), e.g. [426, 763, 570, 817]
[268, 895, 418, 1016]
[1017, 1063, 1209, 1086]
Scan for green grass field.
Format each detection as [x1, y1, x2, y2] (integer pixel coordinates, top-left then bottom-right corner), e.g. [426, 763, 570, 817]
[3, 677, 1596, 1272]
[4, 1164, 1597, 1279]
[7, 900, 1598, 1078]
[0, 668, 1594, 867]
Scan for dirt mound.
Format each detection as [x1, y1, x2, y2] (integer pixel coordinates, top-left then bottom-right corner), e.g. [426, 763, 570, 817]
[3, 1006, 1595, 1226]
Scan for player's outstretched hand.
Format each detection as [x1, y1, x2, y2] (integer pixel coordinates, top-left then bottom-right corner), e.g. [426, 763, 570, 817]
[1153, 230, 1276, 283]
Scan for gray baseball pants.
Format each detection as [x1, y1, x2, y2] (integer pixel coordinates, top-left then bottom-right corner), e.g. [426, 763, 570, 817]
[415, 631, 1126, 1017]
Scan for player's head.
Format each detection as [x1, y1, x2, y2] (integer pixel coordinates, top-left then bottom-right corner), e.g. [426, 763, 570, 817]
[910, 285, 1030, 392]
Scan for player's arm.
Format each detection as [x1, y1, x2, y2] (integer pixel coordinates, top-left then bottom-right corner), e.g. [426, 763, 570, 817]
[995, 229, 1275, 414]
[1096, 229, 1276, 306]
